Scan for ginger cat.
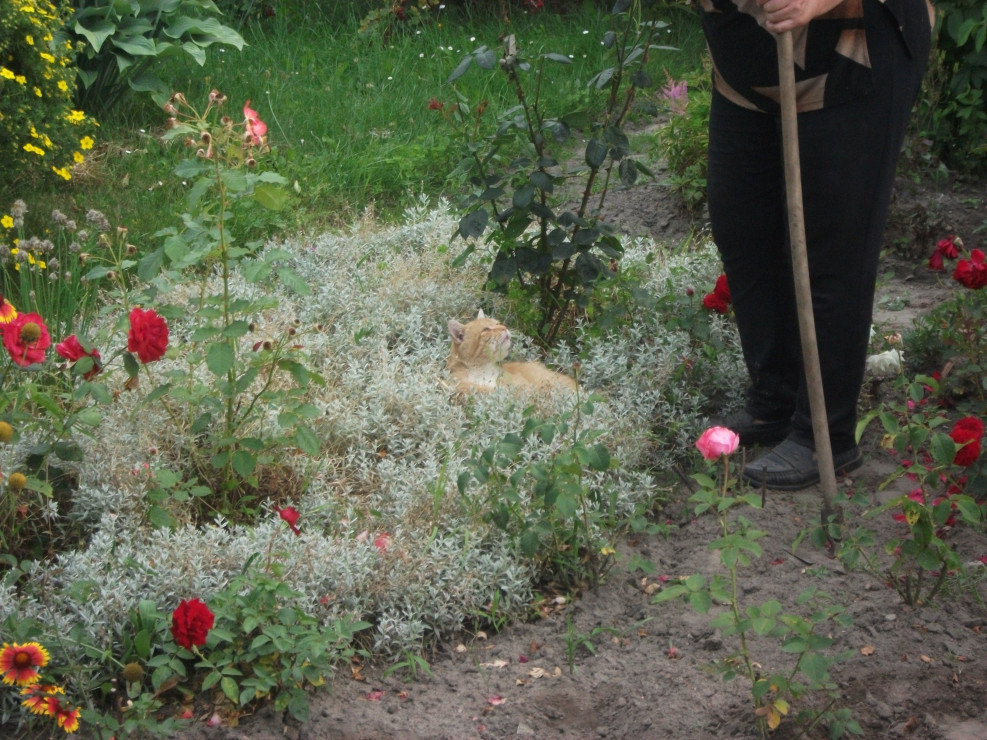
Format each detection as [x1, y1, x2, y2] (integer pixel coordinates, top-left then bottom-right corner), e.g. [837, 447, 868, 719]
[446, 311, 578, 394]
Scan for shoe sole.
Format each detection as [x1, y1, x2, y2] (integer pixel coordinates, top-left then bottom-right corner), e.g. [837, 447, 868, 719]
[742, 451, 863, 491]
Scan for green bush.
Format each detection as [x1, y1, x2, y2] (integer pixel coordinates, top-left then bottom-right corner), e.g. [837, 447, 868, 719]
[60, 0, 246, 115]
[923, 0, 987, 172]
[0, 0, 98, 183]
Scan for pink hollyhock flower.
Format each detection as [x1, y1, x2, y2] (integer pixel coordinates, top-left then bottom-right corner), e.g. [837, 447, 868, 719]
[278, 506, 301, 535]
[2, 312, 50, 367]
[170, 598, 214, 650]
[243, 101, 268, 146]
[953, 249, 987, 290]
[696, 426, 740, 460]
[128, 307, 169, 363]
[55, 335, 102, 379]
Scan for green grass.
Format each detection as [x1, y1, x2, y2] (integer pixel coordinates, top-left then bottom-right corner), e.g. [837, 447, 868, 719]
[0, 4, 705, 246]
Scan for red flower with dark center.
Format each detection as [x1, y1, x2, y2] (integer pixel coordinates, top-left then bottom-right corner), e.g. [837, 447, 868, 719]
[0, 642, 50, 686]
[170, 598, 215, 650]
[128, 307, 169, 364]
[2, 312, 50, 367]
[278, 506, 301, 535]
[55, 335, 102, 380]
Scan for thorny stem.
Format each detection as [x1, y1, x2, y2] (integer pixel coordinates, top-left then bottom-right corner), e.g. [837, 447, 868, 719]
[716, 454, 769, 738]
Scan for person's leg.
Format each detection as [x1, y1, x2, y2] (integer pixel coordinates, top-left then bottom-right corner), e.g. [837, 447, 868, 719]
[744, 0, 931, 487]
[785, 0, 931, 454]
[707, 92, 799, 427]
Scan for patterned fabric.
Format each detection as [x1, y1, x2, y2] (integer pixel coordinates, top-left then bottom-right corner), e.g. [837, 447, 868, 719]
[699, 0, 935, 113]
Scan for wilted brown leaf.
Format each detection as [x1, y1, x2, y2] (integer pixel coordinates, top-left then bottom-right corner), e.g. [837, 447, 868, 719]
[860, 645, 876, 656]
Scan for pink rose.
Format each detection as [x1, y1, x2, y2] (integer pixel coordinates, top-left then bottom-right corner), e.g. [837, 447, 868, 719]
[696, 426, 740, 460]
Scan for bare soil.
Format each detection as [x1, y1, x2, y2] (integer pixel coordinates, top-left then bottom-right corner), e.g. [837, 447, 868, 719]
[166, 171, 987, 740]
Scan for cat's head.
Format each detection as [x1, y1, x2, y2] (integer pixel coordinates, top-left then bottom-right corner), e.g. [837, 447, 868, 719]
[448, 310, 511, 366]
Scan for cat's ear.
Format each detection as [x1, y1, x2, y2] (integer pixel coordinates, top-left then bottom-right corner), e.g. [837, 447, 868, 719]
[476, 309, 486, 319]
[448, 319, 467, 345]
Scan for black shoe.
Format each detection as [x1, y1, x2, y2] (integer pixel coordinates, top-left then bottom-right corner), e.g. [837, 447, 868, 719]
[742, 439, 863, 491]
[712, 409, 791, 447]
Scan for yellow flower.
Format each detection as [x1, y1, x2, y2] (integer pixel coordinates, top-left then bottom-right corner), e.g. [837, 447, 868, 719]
[80, 135, 94, 150]
[66, 110, 85, 124]
[23, 143, 45, 156]
[26, 35, 34, 45]
[1, 67, 14, 80]
[40, 52, 55, 63]
[73, 151, 84, 163]
[52, 166, 71, 181]
[15, 75, 26, 85]
[34, 87, 42, 97]
[57, 80, 67, 92]
[1, 215, 12, 229]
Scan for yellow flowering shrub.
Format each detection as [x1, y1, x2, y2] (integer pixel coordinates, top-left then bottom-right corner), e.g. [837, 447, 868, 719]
[0, 0, 98, 182]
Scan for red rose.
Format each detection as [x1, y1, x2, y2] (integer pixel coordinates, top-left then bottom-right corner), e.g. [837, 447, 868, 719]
[170, 598, 214, 650]
[701, 274, 731, 314]
[949, 416, 984, 467]
[712, 274, 730, 302]
[2, 312, 50, 367]
[278, 506, 301, 535]
[702, 293, 729, 313]
[128, 307, 169, 363]
[937, 235, 960, 259]
[927, 250, 944, 271]
[953, 249, 987, 290]
[55, 335, 102, 379]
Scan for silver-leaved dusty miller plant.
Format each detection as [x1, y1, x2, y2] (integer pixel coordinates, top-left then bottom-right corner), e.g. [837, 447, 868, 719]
[3, 197, 745, 662]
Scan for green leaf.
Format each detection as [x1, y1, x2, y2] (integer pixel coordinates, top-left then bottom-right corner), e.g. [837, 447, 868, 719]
[221, 675, 240, 704]
[252, 182, 287, 211]
[585, 138, 607, 169]
[688, 590, 712, 613]
[277, 267, 312, 295]
[458, 210, 488, 239]
[232, 450, 256, 477]
[543, 52, 572, 64]
[206, 341, 235, 376]
[73, 18, 116, 53]
[147, 504, 176, 529]
[799, 652, 830, 685]
[124, 351, 140, 378]
[930, 432, 959, 466]
[447, 55, 473, 83]
[294, 425, 321, 456]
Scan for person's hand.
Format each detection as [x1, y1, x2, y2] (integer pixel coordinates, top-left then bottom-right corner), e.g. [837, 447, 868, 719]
[756, 0, 845, 33]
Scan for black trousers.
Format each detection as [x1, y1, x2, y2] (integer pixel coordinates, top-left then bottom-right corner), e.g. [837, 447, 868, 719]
[706, 0, 930, 453]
